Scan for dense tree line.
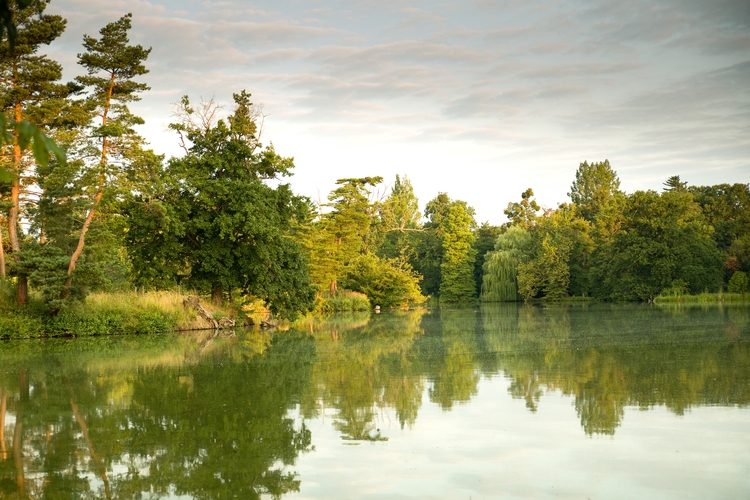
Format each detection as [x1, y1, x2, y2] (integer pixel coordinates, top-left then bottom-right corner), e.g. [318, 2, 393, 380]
[482, 162, 750, 302]
[1, 3, 748, 318]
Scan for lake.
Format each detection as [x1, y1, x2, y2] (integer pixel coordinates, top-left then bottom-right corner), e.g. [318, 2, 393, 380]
[1, 303, 749, 499]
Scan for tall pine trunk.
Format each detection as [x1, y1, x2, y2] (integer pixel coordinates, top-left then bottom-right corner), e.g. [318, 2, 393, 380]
[64, 73, 114, 291]
[9, 96, 27, 304]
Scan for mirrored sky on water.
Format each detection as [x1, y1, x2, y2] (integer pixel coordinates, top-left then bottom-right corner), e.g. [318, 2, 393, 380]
[290, 377, 750, 500]
[45, 0, 750, 223]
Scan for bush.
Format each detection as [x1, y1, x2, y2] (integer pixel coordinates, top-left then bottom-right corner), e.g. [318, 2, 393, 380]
[315, 291, 371, 312]
[0, 313, 45, 339]
[340, 253, 425, 308]
[728, 271, 749, 294]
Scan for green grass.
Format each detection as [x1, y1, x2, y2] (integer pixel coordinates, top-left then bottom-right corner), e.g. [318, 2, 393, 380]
[0, 290, 238, 339]
[654, 291, 749, 303]
[315, 290, 371, 312]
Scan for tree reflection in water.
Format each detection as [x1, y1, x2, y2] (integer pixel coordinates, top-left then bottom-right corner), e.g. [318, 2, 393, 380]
[0, 331, 316, 499]
[481, 303, 750, 435]
[0, 304, 748, 496]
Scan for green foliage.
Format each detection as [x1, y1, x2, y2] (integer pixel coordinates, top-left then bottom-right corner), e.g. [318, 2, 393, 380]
[728, 271, 749, 294]
[439, 200, 477, 303]
[516, 205, 591, 301]
[340, 253, 425, 308]
[303, 176, 383, 294]
[481, 226, 532, 302]
[504, 188, 539, 228]
[518, 237, 569, 301]
[568, 160, 620, 222]
[689, 183, 750, 252]
[592, 190, 723, 301]
[0, 309, 44, 338]
[410, 229, 442, 296]
[663, 175, 688, 192]
[0, 0, 67, 177]
[0, 291, 196, 338]
[408, 192, 451, 296]
[314, 290, 371, 312]
[378, 174, 422, 261]
[75, 13, 151, 106]
[124, 92, 315, 319]
[47, 307, 176, 336]
[472, 222, 501, 295]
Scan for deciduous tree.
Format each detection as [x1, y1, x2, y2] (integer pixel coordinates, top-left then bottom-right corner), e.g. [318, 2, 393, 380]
[568, 159, 620, 222]
[125, 92, 315, 318]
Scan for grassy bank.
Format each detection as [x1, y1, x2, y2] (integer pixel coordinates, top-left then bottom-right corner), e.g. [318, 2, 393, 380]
[315, 290, 371, 313]
[0, 291, 235, 340]
[0, 289, 373, 340]
[654, 291, 749, 303]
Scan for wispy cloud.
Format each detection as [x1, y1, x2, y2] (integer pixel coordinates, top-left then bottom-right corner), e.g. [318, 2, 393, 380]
[42, 0, 750, 222]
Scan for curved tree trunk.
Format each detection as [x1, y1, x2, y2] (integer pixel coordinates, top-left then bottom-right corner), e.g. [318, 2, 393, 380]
[64, 72, 115, 294]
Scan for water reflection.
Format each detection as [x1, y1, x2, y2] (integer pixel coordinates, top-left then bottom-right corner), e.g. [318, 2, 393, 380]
[0, 332, 316, 498]
[299, 310, 425, 439]
[0, 304, 748, 497]
[481, 303, 750, 435]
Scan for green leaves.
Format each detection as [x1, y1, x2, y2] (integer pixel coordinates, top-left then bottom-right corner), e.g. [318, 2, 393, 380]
[340, 253, 425, 308]
[126, 92, 315, 318]
[0, 0, 35, 53]
[439, 199, 478, 304]
[591, 189, 723, 300]
[0, 116, 66, 182]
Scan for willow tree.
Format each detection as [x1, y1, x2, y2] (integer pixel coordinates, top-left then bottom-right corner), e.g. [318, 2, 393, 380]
[517, 204, 591, 301]
[480, 225, 531, 302]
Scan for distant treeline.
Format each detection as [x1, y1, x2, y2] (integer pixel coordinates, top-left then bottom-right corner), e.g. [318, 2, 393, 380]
[1, 3, 748, 318]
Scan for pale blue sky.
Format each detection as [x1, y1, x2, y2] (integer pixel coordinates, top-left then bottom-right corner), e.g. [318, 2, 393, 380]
[47, 0, 749, 223]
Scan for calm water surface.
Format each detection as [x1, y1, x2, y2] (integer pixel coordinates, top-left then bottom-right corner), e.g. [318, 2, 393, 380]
[1, 304, 749, 499]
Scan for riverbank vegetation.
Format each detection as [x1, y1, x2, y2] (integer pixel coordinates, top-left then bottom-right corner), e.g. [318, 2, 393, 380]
[1, 3, 749, 336]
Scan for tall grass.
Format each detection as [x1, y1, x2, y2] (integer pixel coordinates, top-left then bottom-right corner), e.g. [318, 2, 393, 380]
[0, 290, 223, 339]
[47, 291, 194, 337]
[315, 290, 371, 313]
[654, 291, 748, 303]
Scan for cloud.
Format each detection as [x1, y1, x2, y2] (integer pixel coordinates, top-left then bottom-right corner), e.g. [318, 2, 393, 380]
[38, 0, 750, 223]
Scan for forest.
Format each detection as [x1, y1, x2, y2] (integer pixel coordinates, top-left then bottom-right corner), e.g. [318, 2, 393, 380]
[1, 4, 749, 328]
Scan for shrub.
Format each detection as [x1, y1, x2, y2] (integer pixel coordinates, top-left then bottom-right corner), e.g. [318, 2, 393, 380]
[340, 253, 425, 308]
[315, 290, 371, 312]
[728, 271, 749, 294]
[0, 313, 45, 339]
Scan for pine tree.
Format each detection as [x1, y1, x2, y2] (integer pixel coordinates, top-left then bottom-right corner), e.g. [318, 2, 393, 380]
[308, 177, 382, 293]
[63, 13, 150, 295]
[378, 174, 422, 261]
[0, 0, 70, 303]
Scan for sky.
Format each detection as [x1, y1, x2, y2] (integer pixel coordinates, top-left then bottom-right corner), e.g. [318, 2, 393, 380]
[44, 0, 750, 224]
